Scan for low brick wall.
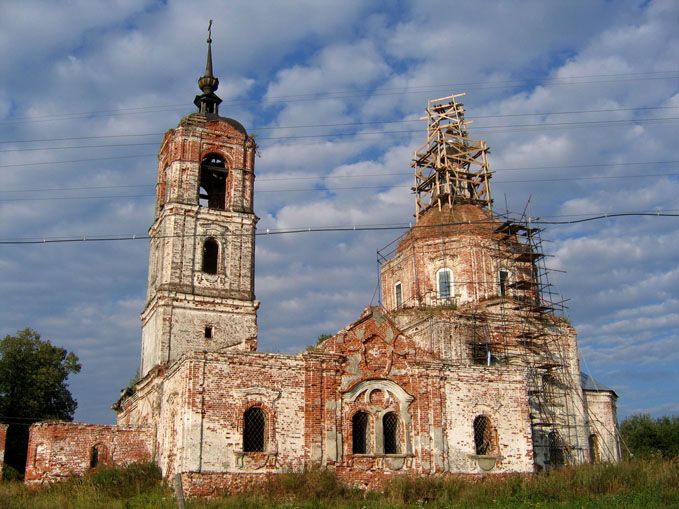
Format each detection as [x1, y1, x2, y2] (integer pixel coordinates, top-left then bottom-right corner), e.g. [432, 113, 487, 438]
[24, 422, 153, 485]
[180, 471, 271, 497]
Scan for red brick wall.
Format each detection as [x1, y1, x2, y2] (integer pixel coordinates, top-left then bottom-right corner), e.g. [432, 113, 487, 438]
[24, 422, 153, 485]
[0, 423, 7, 475]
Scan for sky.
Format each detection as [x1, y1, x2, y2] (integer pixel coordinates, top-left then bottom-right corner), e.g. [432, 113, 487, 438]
[0, 0, 677, 425]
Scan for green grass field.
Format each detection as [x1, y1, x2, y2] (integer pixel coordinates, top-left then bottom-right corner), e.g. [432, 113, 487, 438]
[1, 458, 677, 509]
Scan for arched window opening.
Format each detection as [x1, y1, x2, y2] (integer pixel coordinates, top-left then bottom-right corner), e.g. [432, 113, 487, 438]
[202, 238, 219, 274]
[243, 407, 265, 452]
[436, 268, 453, 300]
[383, 412, 400, 454]
[436, 269, 453, 300]
[352, 411, 369, 454]
[498, 268, 510, 297]
[199, 154, 227, 210]
[90, 443, 108, 468]
[548, 431, 565, 467]
[473, 415, 497, 455]
[394, 282, 403, 309]
[589, 433, 601, 463]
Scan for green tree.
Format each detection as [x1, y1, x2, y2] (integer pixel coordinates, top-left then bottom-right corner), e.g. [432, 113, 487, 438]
[0, 328, 81, 421]
[0, 328, 81, 475]
[620, 413, 679, 459]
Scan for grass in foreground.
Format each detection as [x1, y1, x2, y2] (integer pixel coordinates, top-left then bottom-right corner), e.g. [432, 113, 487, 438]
[1, 458, 677, 508]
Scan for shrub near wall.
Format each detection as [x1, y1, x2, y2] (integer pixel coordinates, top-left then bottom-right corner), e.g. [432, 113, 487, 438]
[620, 414, 679, 459]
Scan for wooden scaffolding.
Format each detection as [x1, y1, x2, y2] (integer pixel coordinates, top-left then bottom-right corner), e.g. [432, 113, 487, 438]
[413, 93, 493, 220]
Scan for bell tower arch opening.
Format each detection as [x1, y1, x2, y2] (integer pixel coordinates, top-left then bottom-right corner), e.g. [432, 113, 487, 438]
[199, 153, 227, 209]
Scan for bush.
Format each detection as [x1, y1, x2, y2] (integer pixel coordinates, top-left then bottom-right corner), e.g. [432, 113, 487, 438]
[87, 462, 163, 498]
[620, 414, 679, 459]
[2, 464, 22, 482]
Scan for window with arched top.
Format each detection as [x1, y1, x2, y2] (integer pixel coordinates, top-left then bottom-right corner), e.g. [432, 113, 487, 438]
[199, 154, 227, 209]
[473, 415, 498, 455]
[394, 282, 403, 309]
[202, 238, 219, 274]
[589, 433, 601, 463]
[383, 412, 400, 454]
[548, 431, 565, 467]
[352, 411, 369, 454]
[90, 443, 109, 468]
[243, 407, 266, 452]
[436, 268, 453, 300]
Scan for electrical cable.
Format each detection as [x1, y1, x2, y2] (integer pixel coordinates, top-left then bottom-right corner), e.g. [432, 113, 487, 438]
[2, 70, 676, 125]
[2, 172, 677, 202]
[0, 212, 676, 245]
[1, 117, 677, 153]
[1, 105, 677, 145]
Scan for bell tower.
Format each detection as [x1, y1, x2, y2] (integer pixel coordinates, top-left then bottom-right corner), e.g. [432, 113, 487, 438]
[140, 24, 258, 376]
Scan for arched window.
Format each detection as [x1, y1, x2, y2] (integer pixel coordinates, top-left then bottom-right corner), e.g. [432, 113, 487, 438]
[436, 268, 453, 300]
[90, 443, 109, 468]
[199, 154, 227, 209]
[473, 415, 497, 455]
[548, 431, 565, 467]
[202, 238, 219, 274]
[383, 412, 400, 454]
[243, 407, 265, 452]
[589, 433, 601, 463]
[352, 411, 369, 454]
[498, 268, 510, 297]
[394, 282, 403, 309]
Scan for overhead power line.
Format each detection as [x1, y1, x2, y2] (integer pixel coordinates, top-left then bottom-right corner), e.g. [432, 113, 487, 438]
[1, 105, 677, 145]
[1, 212, 677, 245]
[1, 172, 678, 203]
[1, 118, 677, 168]
[1, 116, 677, 153]
[1, 70, 676, 125]
[1, 160, 677, 197]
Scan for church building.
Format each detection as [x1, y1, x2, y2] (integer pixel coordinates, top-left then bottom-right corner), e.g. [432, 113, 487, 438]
[21, 33, 621, 495]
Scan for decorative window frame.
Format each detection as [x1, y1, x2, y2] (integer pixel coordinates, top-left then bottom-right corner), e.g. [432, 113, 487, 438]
[468, 412, 503, 471]
[232, 388, 280, 470]
[343, 379, 413, 459]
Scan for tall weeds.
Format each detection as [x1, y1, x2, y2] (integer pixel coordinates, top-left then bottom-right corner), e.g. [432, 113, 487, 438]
[1, 458, 677, 508]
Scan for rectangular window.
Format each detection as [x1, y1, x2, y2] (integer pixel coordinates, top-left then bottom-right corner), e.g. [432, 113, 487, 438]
[499, 269, 509, 297]
[204, 326, 213, 339]
[395, 282, 402, 309]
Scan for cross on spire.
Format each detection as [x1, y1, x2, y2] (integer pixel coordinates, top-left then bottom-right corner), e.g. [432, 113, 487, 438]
[194, 19, 222, 115]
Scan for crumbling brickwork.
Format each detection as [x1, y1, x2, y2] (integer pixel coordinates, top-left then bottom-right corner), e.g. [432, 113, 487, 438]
[0, 423, 7, 475]
[584, 389, 621, 463]
[24, 423, 153, 485]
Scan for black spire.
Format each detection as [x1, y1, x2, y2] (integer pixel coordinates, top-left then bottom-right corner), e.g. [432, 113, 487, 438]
[194, 20, 222, 115]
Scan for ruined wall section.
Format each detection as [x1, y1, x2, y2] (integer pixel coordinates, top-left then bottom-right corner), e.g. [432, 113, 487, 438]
[24, 423, 153, 485]
[584, 390, 621, 463]
[159, 352, 308, 489]
[0, 423, 6, 475]
[445, 366, 534, 473]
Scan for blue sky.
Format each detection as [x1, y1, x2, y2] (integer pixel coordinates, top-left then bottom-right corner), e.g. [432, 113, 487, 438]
[0, 0, 677, 424]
